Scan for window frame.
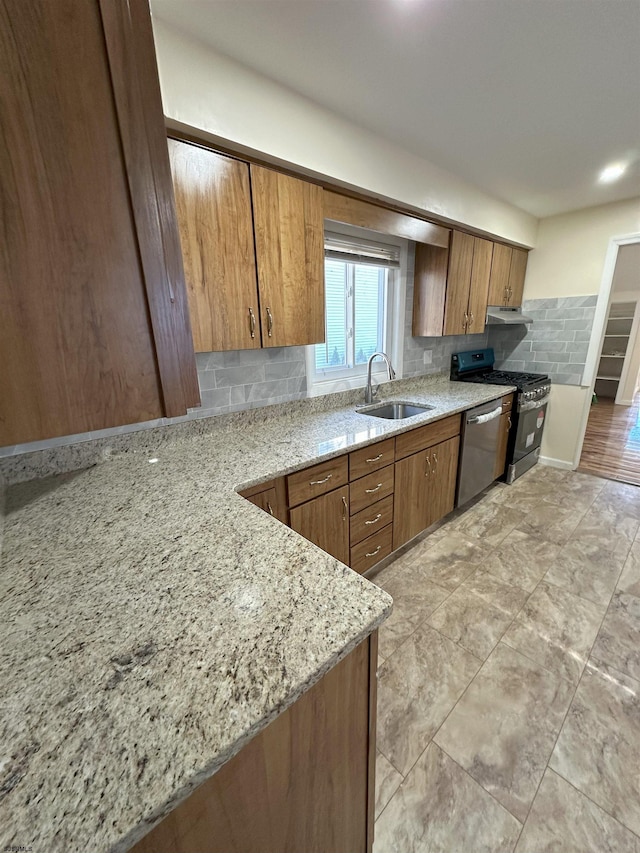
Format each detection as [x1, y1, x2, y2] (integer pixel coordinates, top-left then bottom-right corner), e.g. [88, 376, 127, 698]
[306, 222, 407, 397]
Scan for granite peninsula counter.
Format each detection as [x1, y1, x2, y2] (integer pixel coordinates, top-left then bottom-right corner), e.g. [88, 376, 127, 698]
[0, 374, 513, 852]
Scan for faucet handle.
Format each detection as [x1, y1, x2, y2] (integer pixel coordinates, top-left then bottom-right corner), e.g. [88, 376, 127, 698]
[371, 384, 380, 400]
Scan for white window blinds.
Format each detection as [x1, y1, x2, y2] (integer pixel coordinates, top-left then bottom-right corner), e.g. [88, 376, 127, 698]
[324, 232, 401, 268]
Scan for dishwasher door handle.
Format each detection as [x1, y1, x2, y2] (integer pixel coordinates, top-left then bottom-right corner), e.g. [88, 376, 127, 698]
[467, 406, 502, 425]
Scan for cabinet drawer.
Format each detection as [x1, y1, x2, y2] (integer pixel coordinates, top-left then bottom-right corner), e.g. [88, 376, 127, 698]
[349, 438, 395, 482]
[350, 495, 394, 546]
[349, 464, 394, 515]
[287, 456, 349, 508]
[351, 525, 393, 575]
[501, 394, 514, 413]
[395, 414, 460, 460]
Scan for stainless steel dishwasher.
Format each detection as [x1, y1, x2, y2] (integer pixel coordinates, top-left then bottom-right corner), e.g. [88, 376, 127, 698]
[456, 399, 503, 507]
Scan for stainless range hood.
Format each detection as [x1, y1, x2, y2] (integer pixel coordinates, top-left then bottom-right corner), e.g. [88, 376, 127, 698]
[485, 306, 533, 325]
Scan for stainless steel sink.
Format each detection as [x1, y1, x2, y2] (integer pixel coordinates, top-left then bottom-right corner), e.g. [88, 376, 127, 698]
[356, 400, 434, 419]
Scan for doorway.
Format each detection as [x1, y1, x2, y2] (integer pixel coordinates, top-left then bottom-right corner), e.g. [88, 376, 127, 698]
[578, 242, 640, 485]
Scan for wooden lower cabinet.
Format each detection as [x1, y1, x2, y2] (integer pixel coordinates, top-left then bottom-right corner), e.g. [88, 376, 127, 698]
[131, 634, 377, 853]
[241, 415, 464, 570]
[494, 395, 514, 480]
[393, 436, 460, 549]
[239, 477, 288, 524]
[289, 486, 350, 564]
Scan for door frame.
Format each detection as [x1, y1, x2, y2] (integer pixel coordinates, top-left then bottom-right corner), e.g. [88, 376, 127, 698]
[573, 231, 640, 469]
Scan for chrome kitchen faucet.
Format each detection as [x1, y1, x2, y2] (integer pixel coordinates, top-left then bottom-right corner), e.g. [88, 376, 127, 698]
[364, 352, 395, 404]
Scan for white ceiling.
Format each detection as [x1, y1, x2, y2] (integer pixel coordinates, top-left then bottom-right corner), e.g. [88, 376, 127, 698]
[152, 0, 640, 219]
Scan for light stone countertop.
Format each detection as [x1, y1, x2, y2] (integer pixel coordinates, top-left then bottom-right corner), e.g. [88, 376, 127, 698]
[0, 374, 513, 853]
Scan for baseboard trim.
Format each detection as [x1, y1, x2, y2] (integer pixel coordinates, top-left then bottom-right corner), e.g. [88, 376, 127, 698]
[539, 455, 575, 471]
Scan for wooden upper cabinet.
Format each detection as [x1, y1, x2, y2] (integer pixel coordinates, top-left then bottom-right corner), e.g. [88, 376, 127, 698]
[412, 242, 449, 337]
[251, 166, 325, 348]
[507, 247, 528, 307]
[487, 244, 528, 307]
[0, 0, 199, 448]
[416, 230, 493, 337]
[467, 238, 493, 333]
[168, 140, 261, 352]
[443, 231, 475, 336]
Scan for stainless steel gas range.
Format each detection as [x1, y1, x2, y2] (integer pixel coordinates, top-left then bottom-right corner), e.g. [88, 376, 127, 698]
[451, 348, 551, 482]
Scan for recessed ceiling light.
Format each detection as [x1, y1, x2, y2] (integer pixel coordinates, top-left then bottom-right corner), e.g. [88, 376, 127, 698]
[599, 162, 627, 183]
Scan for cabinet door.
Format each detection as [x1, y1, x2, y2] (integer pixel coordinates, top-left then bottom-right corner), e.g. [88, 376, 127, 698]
[290, 487, 350, 564]
[241, 477, 288, 524]
[507, 247, 528, 307]
[494, 411, 512, 479]
[443, 231, 475, 336]
[168, 140, 261, 352]
[251, 166, 325, 348]
[426, 436, 460, 527]
[412, 242, 449, 338]
[467, 238, 493, 334]
[0, 0, 198, 447]
[393, 449, 431, 549]
[487, 243, 512, 306]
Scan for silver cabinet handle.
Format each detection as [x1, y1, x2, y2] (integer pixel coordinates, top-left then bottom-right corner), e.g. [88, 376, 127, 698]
[248, 306, 256, 339]
[365, 513, 382, 526]
[365, 453, 383, 463]
[507, 415, 512, 430]
[266, 501, 274, 516]
[468, 312, 474, 325]
[504, 287, 508, 304]
[310, 473, 332, 485]
[425, 455, 431, 478]
[366, 545, 382, 558]
[342, 495, 348, 521]
[266, 306, 273, 337]
[463, 313, 468, 329]
[364, 483, 383, 493]
[432, 451, 438, 473]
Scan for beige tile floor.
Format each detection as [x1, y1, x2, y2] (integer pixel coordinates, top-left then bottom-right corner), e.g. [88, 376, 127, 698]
[369, 464, 640, 853]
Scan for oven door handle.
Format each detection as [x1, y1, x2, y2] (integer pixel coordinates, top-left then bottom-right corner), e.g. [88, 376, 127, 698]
[467, 406, 502, 425]
[518, 395, 550, 412]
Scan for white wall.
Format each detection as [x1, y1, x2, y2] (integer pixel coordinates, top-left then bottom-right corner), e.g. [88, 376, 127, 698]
[524, 199, 640, 467]
[524, 199, 640, 300]
[152, 19, 537, 247]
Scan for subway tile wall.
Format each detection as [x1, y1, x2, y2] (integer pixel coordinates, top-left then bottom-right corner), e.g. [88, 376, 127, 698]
[487, 295, 597, 385]
[194, 346, 307, 417]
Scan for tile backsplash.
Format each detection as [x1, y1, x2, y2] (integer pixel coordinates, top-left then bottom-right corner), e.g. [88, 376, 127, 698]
[195, 346, 307, 416]
[488, 295, 597, 385]
[0, 275, 597, 460]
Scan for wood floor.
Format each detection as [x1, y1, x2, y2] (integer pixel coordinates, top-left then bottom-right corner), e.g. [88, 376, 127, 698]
[578, 394, 640, 486]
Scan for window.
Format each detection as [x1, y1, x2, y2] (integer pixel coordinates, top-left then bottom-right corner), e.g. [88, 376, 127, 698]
[307, 228, 406, 394]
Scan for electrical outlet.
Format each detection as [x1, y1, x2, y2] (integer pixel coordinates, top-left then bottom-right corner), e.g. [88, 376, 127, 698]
[423, 350, 432, 365]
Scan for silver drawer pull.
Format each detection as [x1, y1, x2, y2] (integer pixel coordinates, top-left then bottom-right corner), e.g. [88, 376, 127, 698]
[266, 306, 273, 337]
[342, 495, 348, 521]
[365, 545, 382, 558]
[365, 483, 383, 494]
[365, 453, 383, 463]
[365, 513, 382, 526]
[310, 473, 333, 485]
[266, 501, 274, 516]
